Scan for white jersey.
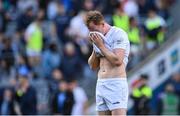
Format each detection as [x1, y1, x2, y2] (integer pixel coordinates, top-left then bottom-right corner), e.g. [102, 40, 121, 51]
[92, 26, 130, 67]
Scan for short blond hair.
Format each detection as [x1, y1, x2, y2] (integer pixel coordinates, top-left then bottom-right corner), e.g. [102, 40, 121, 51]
[85, 10, 104, 27]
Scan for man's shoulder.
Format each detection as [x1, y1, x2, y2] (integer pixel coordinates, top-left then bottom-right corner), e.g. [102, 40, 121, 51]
[111, 26, 128, 39]
[113, 26, 127, 34]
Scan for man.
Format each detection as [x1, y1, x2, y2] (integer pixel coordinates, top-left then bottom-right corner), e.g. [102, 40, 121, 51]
[51, 80, 74, 115]
[0, 88, 16, 115]
[86, 11, 130, 115]
[25, 9, 44, 67]
[15, 75, 37, 115]
[157, 84, 179, 115]
[67, 79, 88, 115]
[131, 74, 152, 115]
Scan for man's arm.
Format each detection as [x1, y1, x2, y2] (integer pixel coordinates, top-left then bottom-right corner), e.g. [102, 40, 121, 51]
[91, 33, 125, 66]
[88, 50, 100, 70]
[99, 46, 125, 66]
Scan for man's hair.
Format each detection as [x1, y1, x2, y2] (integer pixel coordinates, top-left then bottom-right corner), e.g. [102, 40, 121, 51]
[85, 10, 104, 27]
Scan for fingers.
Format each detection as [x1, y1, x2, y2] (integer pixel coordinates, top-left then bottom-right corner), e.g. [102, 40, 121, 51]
[91, 33, 101, 41]
[88, 36, 93, 43]
[89, 33, 96, 42]
[88, 33, 94, 43]
[89, 35, 95, 43]
[94, 33, 101, 39]
[89, 33, 103, 46]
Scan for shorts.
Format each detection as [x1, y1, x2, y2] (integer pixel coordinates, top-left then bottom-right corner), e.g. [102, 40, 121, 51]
[96, 78, 128, 111]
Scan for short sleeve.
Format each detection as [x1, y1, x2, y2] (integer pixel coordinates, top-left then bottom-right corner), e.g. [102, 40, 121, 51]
[113, 30, 129, 50]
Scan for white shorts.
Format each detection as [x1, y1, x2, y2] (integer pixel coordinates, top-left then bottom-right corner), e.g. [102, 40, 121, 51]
[96, 78, 128, 111]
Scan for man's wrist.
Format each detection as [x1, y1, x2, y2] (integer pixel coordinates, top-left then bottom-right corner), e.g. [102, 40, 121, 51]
[99, 45, 106, 51]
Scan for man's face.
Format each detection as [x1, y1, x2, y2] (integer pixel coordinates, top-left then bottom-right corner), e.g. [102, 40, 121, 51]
[88, 21, 105, 34]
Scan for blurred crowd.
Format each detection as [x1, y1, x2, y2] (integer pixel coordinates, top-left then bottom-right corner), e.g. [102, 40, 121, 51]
[0, 72, 88, 115]
[0, 0, 177, 115]
[130, 72, 180, 115]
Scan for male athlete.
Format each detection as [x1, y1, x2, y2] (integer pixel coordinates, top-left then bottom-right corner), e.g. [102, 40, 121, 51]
[86, 11, 130, 115]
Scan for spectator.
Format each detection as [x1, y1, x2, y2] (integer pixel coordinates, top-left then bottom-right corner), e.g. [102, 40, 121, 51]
[0, 88, 16, 115]
[170, 72, 180, 114]
[0, 37, 15, 74]
[51, 80, 74, 115]
[131, 74, 152, 115]
[24, 9, 44, 67]
[136, 0, 155, 17]
[0, 59, 9, 79]
[127, 17, 143, 69]
[67, 8, 91, 62]
[157, 84, 179, 115]
[15, 75, 37, 115]
[48, 68, 64, 94]
[83, 0, 94, 11]
[68, 79, 88, 115]
[17, 0, 38, 14]
[68, 11, 89, 45]
[144, 8, 166, 51]
[0, 1, 6, 33]
[123, 0, 139, 17]
[170, 72, 180, 96]
[128, 17, 142, 50]
[42, 43, 62, 77]
[45, 22, 59, 44]
[47, 0, 58, 20]
[112, 1, 129, 32]
[17, 7, 34, 32]
[155, 0, 174, 20]
[16, 55, 30, 76]
[11, 31, 26, 56]
[54, 2, 70, 43]
[60, 42, 82, 80]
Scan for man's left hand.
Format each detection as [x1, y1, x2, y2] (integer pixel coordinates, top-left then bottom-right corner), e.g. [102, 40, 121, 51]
[90, 33, 104, 48]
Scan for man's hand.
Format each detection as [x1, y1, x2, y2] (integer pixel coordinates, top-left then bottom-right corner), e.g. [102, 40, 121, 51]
[90, 33, 104, 48]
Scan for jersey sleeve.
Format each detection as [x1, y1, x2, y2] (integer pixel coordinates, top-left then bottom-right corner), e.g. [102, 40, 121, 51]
[113, 30, 129, 50]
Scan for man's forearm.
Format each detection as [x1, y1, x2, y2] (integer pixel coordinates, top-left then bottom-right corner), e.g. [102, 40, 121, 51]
[88, 50, 100, 70]
[99, 46, 123, 66]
